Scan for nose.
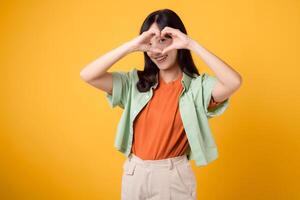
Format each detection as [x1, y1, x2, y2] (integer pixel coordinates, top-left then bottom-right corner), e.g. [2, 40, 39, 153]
[150, 49, 164, 58]
[149, 38, 168, 56]
[151, 38, 166, 49]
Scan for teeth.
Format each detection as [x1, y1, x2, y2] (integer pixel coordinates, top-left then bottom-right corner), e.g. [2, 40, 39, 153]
[156, 55, 167, 61]
[156, 56, 165, 59]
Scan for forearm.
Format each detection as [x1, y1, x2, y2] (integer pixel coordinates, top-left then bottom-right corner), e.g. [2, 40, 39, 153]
[188, 40, 242, 88]
[80, 41, 134, 81]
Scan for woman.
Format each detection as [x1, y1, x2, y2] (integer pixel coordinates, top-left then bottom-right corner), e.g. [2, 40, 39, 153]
[80, 8, 242, 200]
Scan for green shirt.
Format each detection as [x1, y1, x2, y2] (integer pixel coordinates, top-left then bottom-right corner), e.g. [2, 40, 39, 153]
[105, 68, 229, 167]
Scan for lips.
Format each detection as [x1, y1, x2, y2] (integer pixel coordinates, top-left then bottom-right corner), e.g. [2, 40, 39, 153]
[155, 55, 168, 62]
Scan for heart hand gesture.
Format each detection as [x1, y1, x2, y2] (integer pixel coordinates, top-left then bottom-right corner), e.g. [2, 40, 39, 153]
[160, 26, 193, 55]
[128, 28, 163, 54]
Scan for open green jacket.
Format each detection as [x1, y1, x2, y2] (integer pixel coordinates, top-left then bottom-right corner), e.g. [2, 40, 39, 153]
[105, 68, 229, 167]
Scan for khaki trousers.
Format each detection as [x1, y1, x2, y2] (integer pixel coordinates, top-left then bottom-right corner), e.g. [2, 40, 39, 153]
[121, 153, 197, 200]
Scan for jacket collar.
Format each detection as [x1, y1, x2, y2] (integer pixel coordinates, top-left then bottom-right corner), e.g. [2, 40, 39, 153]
[152, 70, 197, 90]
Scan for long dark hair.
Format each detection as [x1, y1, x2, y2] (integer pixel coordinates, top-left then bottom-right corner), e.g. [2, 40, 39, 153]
[136, 8, 200, 92]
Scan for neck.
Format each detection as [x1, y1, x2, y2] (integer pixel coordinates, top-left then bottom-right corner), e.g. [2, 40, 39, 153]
[159, 64, 182, 84]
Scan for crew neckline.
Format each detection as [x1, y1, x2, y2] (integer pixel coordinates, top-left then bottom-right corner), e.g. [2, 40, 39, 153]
[159, 72, 183, 86]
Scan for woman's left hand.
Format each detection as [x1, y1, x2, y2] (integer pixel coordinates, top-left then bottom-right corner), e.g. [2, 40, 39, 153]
[160, 26, 194, 55]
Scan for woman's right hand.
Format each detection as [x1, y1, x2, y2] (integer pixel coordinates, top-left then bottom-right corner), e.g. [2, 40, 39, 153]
[127, 28, 162, 54]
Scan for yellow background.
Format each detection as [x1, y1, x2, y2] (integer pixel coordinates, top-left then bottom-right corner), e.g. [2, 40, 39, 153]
[1, 0, 299, 199]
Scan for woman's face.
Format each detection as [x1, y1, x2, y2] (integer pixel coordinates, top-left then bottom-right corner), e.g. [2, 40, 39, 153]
[146, 23, 178, 70]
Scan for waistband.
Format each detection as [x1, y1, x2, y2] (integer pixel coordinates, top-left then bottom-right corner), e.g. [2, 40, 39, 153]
[127, 153, 188, 170]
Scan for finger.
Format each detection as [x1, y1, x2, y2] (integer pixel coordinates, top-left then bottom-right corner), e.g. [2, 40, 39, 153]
[145, 45, 151, 52]
[141, 44, 150, 52]
[162, 45, 175, 55]
[144, 30, 159, 42]
[141, 29, 154, 39]
[161, 31, 175, 39]
[152, 28, 160, 37]
[147, 27, 160, 36]
[161, 27, 177, 38]
[144, 45, 161, 54]
[151, 48, 163, 54]
[145, 31, 156, 38]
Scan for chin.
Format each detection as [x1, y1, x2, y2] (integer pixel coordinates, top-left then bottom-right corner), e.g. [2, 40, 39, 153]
[157, 64, 173, 70]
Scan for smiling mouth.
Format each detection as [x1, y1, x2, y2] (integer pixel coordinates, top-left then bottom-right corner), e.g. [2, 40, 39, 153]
[155, 55, 168, 62]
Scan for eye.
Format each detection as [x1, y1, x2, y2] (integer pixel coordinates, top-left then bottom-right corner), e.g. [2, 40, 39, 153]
[159, 39, 166, 43]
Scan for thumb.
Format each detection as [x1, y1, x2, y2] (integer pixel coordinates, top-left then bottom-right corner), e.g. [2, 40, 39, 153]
[151, 48, 163, 54]
[161, 45, 174, 55]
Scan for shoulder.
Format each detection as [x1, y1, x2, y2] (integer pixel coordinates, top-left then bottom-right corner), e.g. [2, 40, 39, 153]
[189, 73, 218, 96]
[129, 68, 138, 81]
[111, 68, 137, 82]
[189, 73, 205, 89]
[190, 73, 217, 89]
[191, 73, 216, 83]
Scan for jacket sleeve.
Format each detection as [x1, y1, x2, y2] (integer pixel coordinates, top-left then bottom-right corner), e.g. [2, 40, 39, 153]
[201, 73, 230, 118]
[105, 70, 132, 109]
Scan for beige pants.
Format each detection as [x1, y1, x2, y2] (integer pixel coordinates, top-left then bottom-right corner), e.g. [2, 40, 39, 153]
[121, 153, 197, 200]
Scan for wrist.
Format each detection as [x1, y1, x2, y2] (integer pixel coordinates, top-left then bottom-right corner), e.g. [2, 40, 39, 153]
[187, 39, 198, 51]
[124, 40, 137, 54]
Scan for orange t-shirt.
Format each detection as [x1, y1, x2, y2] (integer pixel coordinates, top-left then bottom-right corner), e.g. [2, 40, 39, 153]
[131, 72, 191, 160]
[131, 71, 219, 160]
